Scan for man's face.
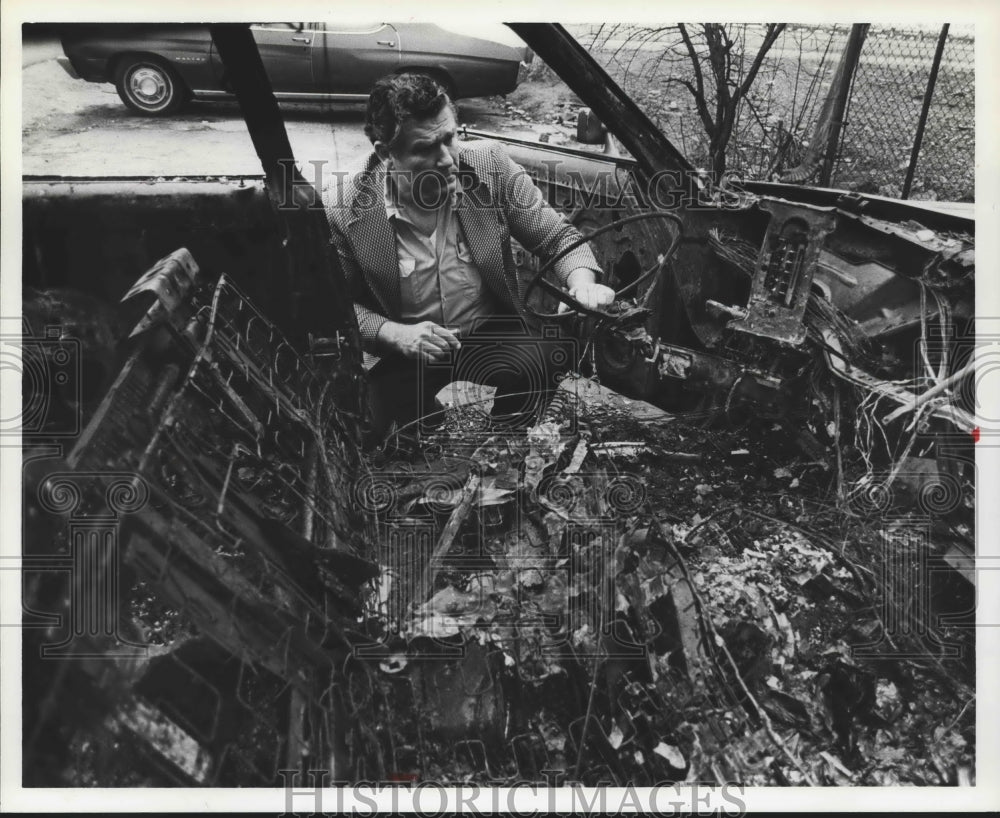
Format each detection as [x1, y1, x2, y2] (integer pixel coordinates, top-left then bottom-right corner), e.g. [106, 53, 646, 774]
[381, 104, 461, 210]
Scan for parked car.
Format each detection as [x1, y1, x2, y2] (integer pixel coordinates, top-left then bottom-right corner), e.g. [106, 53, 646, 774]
[57, 22, 533, 115]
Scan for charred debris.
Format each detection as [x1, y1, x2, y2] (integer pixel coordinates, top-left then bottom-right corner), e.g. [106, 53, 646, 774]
[21, 186, 975, 786]
[21, 23, 974, 789]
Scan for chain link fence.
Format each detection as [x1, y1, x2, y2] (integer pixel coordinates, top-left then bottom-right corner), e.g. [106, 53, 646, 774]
[832, 25, 974, 201]
[571, 23, 975, 202]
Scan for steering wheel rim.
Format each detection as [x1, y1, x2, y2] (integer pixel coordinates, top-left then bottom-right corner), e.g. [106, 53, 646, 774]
[523, 211, 685, 319]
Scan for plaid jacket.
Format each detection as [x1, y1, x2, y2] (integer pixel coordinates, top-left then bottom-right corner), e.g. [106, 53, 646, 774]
[325, 140, 601, 355]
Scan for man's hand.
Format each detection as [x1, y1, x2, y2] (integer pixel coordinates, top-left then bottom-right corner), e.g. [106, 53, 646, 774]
[561, 268, 615, 313]
[377, 320, 461, 362]
[567, 281, 616, 310]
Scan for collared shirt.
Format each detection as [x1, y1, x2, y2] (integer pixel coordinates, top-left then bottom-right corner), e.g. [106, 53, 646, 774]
[384, 174, 499, 336]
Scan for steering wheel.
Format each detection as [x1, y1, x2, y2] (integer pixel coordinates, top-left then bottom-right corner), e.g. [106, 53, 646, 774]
[522, 211, 685, 319]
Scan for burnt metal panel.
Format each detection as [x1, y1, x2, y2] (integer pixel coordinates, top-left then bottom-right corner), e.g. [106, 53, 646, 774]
[505, 24, 695, 185]
[729, 199, 837, 346]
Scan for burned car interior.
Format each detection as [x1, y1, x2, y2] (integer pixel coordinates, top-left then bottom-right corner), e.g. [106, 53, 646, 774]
[20, 23, 975, 787]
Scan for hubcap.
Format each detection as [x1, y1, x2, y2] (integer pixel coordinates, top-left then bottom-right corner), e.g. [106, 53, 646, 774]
[129, 67, 170, 107]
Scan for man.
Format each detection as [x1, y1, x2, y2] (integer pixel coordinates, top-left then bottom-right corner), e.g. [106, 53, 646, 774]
[326, 73, 613, 440]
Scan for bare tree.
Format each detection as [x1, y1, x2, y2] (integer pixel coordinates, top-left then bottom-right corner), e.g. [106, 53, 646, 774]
[674, 23, 787, 178]
[588, 24, 791, 178]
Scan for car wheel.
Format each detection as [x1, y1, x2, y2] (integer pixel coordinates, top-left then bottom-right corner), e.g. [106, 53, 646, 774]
[114, 57, 189, 115]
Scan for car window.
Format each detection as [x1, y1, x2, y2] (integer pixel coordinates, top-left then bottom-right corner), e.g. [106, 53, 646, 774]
[454, 27, 634, 162]
[559, 23, 974, 199]
[317, 23, 390, 34]
[22, 21, 976, 199]
[29, 21, 610, 178]
[252, 23, 304, 32]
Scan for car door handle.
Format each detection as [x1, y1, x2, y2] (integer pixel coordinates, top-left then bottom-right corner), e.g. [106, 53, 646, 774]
[292, 36, 311, 43]
[377, 40, 396, 47]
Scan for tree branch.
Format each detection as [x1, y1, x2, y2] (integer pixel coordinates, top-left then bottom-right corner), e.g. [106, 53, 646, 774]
[734, 23, 787, 105]
[678, 23, 715, 135]
[712, 23, 787, 174]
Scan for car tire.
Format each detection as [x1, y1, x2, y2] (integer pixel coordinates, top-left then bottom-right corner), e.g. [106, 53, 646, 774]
[114, 56, 189, 116]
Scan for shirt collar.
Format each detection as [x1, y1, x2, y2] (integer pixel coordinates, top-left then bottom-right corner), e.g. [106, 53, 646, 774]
[383, 165, 465, 225]
[383, 170, 403, 222]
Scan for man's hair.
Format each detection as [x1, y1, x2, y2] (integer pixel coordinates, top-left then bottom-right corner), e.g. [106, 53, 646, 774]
[364, 73, 456, 148]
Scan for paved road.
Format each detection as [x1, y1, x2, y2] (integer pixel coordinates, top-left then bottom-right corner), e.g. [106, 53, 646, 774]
[21, 34, 523, 177]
